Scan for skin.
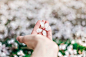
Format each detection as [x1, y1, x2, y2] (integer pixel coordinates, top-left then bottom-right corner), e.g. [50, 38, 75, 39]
[16, 20, 58, 57]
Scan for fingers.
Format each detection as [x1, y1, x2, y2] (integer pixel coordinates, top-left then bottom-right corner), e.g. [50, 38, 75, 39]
[47, 26, 52, 40]
[42, 20, 45, 23]
[45, 20, 49, 24]
[31, 20, 41, 34]
[45, 21, 52, 40]
[31, 20, 52, 40]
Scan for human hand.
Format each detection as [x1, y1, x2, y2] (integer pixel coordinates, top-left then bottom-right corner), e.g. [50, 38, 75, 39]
[31, 20, 52, 40]
[16, 20, 58, 57]
[16, 34, 58, 57]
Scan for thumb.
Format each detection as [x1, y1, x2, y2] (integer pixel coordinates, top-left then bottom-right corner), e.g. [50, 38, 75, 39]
[16, 36, 24, 43]
[16, 35, 38, 49]
[16, 35, 34, 43]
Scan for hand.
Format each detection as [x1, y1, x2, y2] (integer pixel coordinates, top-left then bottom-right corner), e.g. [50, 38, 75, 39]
[16, 20, 58, 57]
[16, 34, 58, 57]
[31, 20, 52, 40]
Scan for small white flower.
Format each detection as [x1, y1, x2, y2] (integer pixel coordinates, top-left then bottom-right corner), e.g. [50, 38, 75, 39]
[37, 28, 42, 33]
[67, 45, 73, 54]
[12, 42, 18, 49]
[40, 22, 50, 31]
[22, 43, 26, 46]
[71, 40, 75, 44]
[73, 49, 77, 55]
[37, 21, 51, 36]
[1, 52, 6, 57]
[82, 50, 86, 57]
[65, 51, 69, 55]
[7, 39, 15, 44]
[17, 50, 25, 56]
[40, 22, 45, 28]
[14, 55, 18, 57]
[58, 52, 62, 56]
[68, 45, 73, 49]
[43, 30, 46, 36]
[59, 44, 67, 50]
[77, 54, 83, 57]
[64, 56, 68, 57]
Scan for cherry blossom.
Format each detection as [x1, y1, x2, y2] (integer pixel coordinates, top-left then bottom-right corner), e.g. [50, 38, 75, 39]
[17, 50, 25, 57]
[37, 22, 51, 36]
[7, 39, 15, 44]
[14, 55, 18, 57]
[0, 42, 10, 57]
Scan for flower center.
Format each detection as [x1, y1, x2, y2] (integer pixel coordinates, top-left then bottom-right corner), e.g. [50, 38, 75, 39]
[42, 27, 45, 30]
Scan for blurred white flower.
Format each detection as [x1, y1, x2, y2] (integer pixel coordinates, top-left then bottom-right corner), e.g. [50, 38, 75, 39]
[58, 52, 62, 57]
[65, 51, 69, 55]
[7, 39, 15, 44]
[59, 44, 67, 50]
[17, 50, 25, 56]
[14, 55, 18, 57]
[73, 49, 77, 55]
[0, 43, 10, 57]
[12, 42, 18, 49]
[71, 40, 75, 44]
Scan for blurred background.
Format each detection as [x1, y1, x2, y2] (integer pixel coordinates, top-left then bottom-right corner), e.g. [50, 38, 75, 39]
[0, 0, 86, 57]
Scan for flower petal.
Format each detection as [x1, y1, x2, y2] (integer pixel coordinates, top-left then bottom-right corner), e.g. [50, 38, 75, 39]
[45, 23, 49, 29]
[37, 28, 42, 33]
[40, 22, 45, 28]
[42, 30, 46, 36]
[45, 26, 51, 31]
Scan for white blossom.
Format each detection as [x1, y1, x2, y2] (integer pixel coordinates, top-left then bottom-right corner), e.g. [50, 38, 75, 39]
[0, 43, 10, 57]
[59, 44, 67, 50]
[43, 30, 46, 36]
[58, 52, 62, 56]
[73, 49, 77, 55]
[71, 40, 75, 44]
[7, 39, 15, 44]
[14, 55, 18, 57]
[17, 50, 25, 56]
[37, 28, 42, 33]
[37, 21, 50, 36]
[65, 51, 69, 55]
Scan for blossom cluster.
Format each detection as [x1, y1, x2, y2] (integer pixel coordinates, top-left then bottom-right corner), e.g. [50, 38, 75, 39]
[0, 42, 10, 57]
[57, 40, 86, 57]
[0, 0, 86, 44]
[0, 38, 86, 57]
[0, 39, 31, 57]
[37, 21, 50, 36]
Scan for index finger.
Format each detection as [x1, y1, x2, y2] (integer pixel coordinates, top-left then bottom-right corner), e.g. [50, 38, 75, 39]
[31, 20, 41, 34]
